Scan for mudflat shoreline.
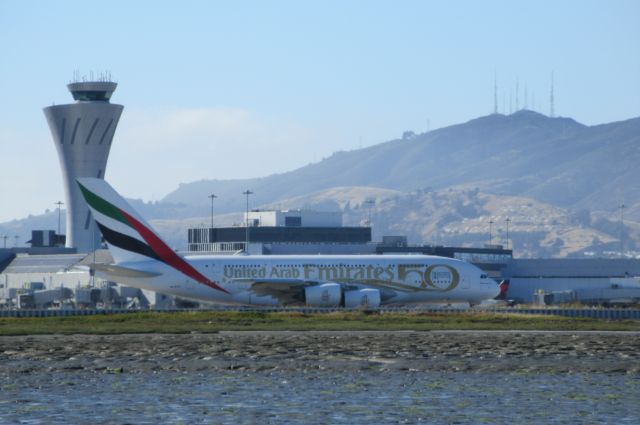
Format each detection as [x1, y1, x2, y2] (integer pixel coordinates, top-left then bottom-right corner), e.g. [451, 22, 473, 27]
[1, 331, 639, 374]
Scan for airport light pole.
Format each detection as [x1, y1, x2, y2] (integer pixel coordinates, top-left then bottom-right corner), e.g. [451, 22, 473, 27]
[243, 190, 253, 252]
[620, 203, 626, 258]
[365, 199, 375, 227]
[1, 235, 7, 249]
[505, 217, 511, 250]
[55, 201, 64, 237]
[208, 194, 217, 229]
[489, 219, 494, 245]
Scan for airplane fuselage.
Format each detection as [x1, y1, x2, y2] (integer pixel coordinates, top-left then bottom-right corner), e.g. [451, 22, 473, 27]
[106, 254, 500, 307]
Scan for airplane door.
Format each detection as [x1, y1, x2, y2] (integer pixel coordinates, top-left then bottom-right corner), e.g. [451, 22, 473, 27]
[209, 263, 219, 281]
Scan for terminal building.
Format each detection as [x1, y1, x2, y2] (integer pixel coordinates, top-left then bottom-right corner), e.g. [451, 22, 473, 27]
[501, 258, 640, 304]
[188, 209, 372, 255]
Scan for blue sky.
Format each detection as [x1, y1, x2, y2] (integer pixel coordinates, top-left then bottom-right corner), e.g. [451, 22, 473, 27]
[0, 0, 638, 221]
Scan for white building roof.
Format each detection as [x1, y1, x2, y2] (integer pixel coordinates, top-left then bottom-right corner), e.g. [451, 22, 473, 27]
[2, 254, 87, 274]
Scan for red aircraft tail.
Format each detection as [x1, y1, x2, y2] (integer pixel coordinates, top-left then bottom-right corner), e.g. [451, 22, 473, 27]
[495, 280, 510, 300]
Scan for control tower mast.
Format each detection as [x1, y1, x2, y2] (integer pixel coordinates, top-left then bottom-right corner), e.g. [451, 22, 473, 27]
[43, 77, 124, 252]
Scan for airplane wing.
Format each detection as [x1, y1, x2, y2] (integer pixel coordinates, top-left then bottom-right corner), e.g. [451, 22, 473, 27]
[248, 279, 314, 305]
[356, 279, 424, 293]
[246, 277, 418, 305]
[245, 277, 420, 292]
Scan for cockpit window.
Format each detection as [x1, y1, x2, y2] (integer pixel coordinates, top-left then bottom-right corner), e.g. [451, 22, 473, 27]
[480, 274, 487, 279]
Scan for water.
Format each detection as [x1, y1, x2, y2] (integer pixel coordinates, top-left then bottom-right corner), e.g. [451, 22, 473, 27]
[1, 370, 639, 424]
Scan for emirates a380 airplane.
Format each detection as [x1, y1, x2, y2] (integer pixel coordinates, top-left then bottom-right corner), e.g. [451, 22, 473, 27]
[77, 178, 500, 308]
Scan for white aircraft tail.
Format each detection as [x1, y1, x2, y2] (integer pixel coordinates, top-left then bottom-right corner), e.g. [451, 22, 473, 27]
[76, 178, 228, 293]
[76, 178, 167, 264]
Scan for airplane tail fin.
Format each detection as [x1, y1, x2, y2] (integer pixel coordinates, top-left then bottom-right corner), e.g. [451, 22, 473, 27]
[76, 178, 228, 293]
[76, 177, 169, 265]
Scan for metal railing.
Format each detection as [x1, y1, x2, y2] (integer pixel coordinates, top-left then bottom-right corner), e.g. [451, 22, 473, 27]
[1, 307, 640, 319]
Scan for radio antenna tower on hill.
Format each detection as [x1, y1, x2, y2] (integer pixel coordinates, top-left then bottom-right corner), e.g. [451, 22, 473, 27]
[549, 71, 555, 117]
[502, 91, 506, 114]
[515, 77, 520, 111]
[532, 92, 536, 112]
[493, 72, 498, 114]
[509, 90, 513, 114]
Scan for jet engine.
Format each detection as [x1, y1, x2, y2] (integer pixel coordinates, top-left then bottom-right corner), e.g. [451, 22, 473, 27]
[344, 288, 381, 308]
[304, 283, 342, 307]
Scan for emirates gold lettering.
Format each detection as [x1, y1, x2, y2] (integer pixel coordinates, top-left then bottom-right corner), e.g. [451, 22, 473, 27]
[223, 263, 459, 292]
[223, 266, 266, 279]
[269, 267, 300, 278]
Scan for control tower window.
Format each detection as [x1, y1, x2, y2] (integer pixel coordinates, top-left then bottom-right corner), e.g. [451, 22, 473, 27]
[72, 91, 112, 101]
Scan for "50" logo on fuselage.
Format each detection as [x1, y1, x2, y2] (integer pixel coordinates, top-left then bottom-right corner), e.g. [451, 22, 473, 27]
[397, 264, 460, 291]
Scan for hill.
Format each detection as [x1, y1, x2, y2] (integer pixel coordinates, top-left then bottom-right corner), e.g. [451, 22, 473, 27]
[162, 111, 640, 221]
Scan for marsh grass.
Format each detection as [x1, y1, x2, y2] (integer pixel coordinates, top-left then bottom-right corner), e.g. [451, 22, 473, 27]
[0, 311, 638, 335]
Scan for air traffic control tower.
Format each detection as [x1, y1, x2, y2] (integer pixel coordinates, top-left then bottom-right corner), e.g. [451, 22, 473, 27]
[43, 80, 124, 252]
